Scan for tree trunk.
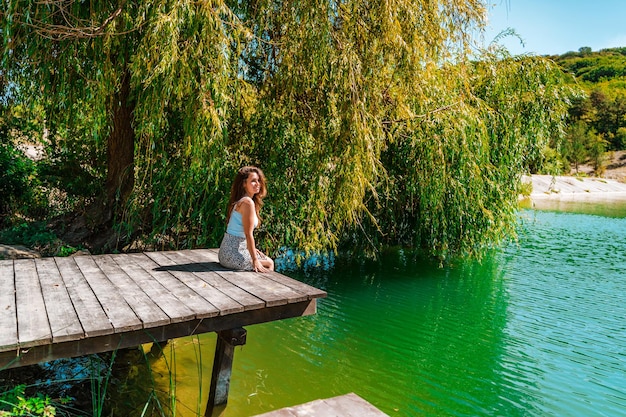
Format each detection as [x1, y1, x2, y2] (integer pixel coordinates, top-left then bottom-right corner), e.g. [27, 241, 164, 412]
[106, 69, 135, 208]
[52, 69, 136, 253]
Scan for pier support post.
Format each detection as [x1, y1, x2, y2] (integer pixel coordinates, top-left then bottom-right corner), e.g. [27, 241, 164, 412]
[205, 327, 247, 417]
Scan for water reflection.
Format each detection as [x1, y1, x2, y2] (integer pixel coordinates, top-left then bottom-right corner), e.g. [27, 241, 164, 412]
[137, 208, 626, 417]
[519, 196, 626, 218]
[214, 251, 526, 417]
[499, 210, 626, 417]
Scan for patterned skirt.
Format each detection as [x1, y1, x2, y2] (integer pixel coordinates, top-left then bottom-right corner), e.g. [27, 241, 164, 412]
[218, 233, 253, 270]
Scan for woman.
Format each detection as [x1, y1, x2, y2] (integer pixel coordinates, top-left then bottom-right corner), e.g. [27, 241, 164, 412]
[218, 166, 274, 272]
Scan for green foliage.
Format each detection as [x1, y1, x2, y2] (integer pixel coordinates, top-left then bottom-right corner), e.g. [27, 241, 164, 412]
[0, 348, 176, 417]
[0, 221, 82, 256]
[0, 221, 57, 248]
[556, 48, 626, 82]
[537, 145, 565, 177]
[0, 103, 49, 222]
[37, 123, 105, 201]
[0, 385, 57, 417]
[1, 0, 576, 260]
[564, 121, 589, 172]
[0, 54, 103, 225]
[616, 127, 626, 149]
[353, 53, 577, 258]
[588, 133, 609, 176]
[554, 47, 626, 152]
[0, 106, 57, 222]
[0, 134, 34, 220]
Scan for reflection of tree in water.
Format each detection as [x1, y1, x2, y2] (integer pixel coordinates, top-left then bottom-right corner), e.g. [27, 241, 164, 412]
[278, 249, 544, 416]
[0, 348, 177, 416]
[410, 252, 543, 416]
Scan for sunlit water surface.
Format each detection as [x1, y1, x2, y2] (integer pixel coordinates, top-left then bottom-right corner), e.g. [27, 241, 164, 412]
[148, 207, 626, 417]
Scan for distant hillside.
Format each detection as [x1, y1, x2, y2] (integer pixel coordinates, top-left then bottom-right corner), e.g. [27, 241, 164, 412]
[550, 47, 626, 86]
[548, 47, 626, 153]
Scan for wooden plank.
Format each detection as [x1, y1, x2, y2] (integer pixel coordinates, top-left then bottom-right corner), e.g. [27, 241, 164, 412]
[145, 251, 243, 315]
[164, 250, 265, 311]
[179, 249, 309, 306]
[73, 256, 143, 333]
[322, 393, 388, 416]
[35, 258, 83, 343]
[252, 393, 389, 417]
[192, 248, 230, 267]
[203, 248, 327, 300]
[264, 271, 327, 299]
[54, 257, 114, 337]
[126, 253, 219, 319]
[1, 299, 317, 370]
[13, 259, 52, 348]
[0, 260, 18, 350]
[110, 253, 196, 323]
[253, 409, 295, 417]
[221, 269, 308, 307]
[93, 255, 171, 329]
[290, 399, 338, 416]
[198, 249, 307, 306]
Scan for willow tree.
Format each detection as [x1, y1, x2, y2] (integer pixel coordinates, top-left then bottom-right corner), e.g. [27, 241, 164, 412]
[1, 1, 575, 258]
[362, 53, 578, 259]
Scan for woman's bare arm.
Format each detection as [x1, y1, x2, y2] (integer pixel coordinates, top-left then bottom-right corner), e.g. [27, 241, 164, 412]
[239, 198, 269, 272]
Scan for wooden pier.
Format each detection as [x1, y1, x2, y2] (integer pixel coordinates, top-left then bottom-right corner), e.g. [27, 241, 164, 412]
[253, 393, 389, 417]
[0, 248, 326, 415]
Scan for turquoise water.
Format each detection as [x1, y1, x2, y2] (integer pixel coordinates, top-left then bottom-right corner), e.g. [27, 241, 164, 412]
[152, 208, 626, 416]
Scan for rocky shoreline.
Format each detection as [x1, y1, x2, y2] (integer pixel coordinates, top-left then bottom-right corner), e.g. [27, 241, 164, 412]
[526, 174, 626, 202]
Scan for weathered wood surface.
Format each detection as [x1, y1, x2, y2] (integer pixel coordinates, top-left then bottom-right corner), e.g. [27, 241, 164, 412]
[0, 249, 326, 369]
[253, 393, 389, 417]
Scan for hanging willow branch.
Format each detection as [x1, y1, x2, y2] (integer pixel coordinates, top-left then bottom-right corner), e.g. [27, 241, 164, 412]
[382, 101, 463, 125]
[6, 0, 128, 40]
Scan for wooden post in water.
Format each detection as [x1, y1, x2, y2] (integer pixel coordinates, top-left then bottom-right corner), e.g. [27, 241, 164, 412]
[206, 327, 247, 416]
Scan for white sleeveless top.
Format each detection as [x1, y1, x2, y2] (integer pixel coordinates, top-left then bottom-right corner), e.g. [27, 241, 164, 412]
[226, 198, 258, 238]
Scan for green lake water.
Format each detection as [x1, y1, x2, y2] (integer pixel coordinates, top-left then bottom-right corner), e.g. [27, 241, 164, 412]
[147, 206, 626, 417]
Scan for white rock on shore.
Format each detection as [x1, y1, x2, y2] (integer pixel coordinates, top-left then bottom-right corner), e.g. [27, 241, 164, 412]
[524, 175, 626, 202]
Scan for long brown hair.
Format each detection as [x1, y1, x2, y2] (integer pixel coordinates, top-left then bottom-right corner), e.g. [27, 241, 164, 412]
[225, 166, 267, 223]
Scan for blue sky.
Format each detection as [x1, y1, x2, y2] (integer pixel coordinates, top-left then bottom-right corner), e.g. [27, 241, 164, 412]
[484, 0, 626, 56]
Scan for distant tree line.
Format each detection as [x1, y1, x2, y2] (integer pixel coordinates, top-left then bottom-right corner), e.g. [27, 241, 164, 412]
[550, 47, 626, 174]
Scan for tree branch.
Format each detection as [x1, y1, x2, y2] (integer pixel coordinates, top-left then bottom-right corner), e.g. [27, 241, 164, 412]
[382, 101, 462, 125]
[7, 1, 129, 40]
